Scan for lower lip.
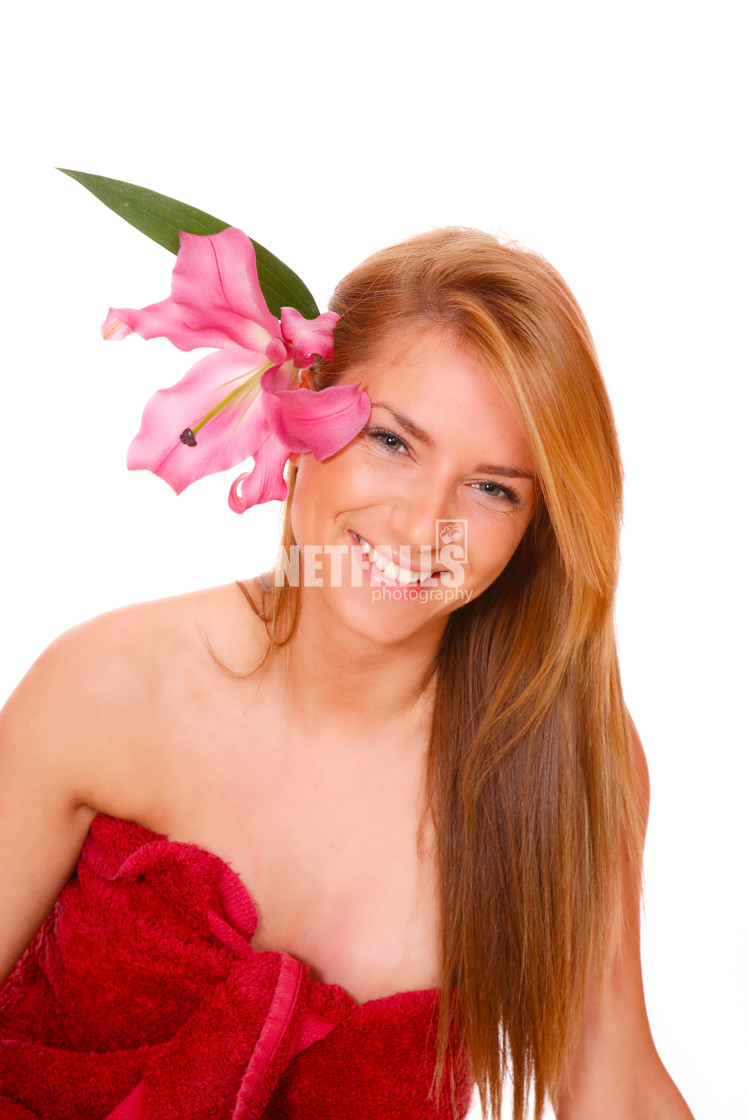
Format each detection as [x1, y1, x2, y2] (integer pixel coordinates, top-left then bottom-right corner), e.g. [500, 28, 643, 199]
[347, 530, 440, 597]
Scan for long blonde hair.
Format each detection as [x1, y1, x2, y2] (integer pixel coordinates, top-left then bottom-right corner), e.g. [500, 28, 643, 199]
[235, 228, 644, 1119]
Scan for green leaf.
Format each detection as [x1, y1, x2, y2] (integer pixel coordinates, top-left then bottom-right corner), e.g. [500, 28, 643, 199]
[57, 169, 320, 321]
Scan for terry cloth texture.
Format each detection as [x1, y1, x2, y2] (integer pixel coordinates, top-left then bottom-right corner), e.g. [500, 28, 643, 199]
[0, 813, 473, 1118]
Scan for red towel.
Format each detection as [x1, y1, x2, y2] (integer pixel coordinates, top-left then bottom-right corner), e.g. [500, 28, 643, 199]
[0, 814, 473, 1118]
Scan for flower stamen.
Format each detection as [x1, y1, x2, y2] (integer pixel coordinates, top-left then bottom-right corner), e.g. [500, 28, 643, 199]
[182, 361, 272, 443]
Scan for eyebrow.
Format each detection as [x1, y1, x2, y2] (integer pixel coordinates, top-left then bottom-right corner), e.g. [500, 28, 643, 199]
[369, 400, 536, 481]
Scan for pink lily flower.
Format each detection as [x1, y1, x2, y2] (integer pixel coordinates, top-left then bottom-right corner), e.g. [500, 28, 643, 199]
[101, 227, 370, 509]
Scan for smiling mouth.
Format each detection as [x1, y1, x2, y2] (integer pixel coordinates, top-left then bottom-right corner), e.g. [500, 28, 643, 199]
[351, 532, 442, 586]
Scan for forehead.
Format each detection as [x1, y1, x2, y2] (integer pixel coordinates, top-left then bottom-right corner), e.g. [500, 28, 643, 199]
[339, 321, 485, 394]
[339, 322, 535, 469]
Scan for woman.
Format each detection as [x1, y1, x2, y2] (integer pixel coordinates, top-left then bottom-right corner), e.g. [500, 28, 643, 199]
[0, 226, 693, 1118]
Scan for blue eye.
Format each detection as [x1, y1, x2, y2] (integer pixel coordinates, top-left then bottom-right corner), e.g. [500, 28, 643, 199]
[472, 480, 521, 505]
[366, 427, 409, 454]
[365, 428, 522, 505]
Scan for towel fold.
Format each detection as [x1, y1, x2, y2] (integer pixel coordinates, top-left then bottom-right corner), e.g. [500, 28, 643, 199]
[0, 813, 472, 1119]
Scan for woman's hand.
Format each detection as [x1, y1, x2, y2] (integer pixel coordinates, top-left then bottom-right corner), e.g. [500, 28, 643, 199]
[553, 714, 695, 1120]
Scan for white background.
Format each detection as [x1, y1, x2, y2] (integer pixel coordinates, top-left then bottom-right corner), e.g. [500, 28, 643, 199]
[1, 2, 744, 1116]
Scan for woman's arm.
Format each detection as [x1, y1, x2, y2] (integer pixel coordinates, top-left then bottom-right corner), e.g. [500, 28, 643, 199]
[0, 609, 158, 986]
[554, 714, 695, 1120]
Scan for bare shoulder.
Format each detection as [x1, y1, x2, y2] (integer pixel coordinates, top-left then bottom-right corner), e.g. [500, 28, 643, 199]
[1, 598, 161, 796]
[185, 576, 273, 672]
[0, 578, 268, 816]
[0, 578, 269, 984]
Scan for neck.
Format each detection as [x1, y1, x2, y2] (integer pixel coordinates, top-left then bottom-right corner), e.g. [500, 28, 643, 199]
[276, 589, 445, 737]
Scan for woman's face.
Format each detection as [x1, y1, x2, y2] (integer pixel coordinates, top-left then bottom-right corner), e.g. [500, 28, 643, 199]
[289, 323, 539, 647]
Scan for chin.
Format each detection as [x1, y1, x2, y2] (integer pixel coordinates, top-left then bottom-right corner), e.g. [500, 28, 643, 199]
[311, 579, 454, 651]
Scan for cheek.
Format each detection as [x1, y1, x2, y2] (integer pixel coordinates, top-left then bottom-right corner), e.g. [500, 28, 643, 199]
[468, 512, 533, 586]
[289, 450, 362, 545]
[289, 462, 320, 547]
[286, 453, 313, 539]
[293, 444, 396, 529]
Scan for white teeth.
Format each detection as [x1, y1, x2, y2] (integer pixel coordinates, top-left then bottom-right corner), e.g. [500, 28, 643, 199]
[384, 559, 398, 581]
[355, 534, 434, 585]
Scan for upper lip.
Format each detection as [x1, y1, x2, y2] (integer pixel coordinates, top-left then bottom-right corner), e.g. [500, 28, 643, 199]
[353, 532, 445, 574]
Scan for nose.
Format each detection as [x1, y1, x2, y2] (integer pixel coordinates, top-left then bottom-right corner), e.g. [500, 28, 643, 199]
[387, 467, 458, 556]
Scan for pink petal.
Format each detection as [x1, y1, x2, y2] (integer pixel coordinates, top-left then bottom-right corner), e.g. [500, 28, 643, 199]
[260, 361, 300, 395]
[170, 229, 280, 345]
[100, 228, 284, 355]
[102, 296, 257, 352]
[265, 337, 289, 366]
[227, 433, 290, 511]
[263, 383, 371, 459]
[101, 310, 133, 341]
[280, 308, 340, 366]
[126, 348, 270, 494]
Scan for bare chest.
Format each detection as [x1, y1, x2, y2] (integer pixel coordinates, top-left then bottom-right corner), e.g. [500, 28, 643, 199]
[128, 669, 442, 1004]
